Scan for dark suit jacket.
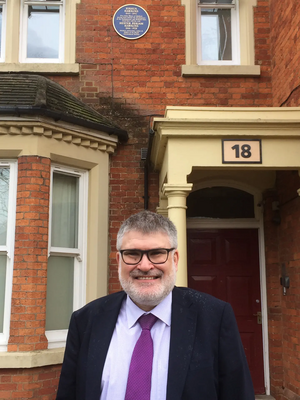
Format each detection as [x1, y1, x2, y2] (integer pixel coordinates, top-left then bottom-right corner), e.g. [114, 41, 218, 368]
[56, 287, 255, 400]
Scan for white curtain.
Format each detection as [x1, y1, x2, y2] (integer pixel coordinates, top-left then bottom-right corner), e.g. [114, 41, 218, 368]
[201, 8, 232, 61]
[51, 172, 79, 248]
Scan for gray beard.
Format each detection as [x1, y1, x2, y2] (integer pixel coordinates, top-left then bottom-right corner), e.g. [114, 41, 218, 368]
[118, 262, 177, 308]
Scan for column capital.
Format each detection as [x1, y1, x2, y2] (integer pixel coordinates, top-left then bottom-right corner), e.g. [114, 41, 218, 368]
[162, 183, 193, 197]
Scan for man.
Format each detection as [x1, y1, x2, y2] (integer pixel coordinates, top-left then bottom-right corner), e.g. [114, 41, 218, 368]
[56, 210, 255, 400]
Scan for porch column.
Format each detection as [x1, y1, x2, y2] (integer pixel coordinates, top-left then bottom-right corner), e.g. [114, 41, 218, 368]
[163, 183, 193, 287]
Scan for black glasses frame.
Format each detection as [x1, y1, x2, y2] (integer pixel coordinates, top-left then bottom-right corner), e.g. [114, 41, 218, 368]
[119, 248, 175, 265]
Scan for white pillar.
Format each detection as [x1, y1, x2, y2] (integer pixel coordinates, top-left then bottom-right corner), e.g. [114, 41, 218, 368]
[163, 183, 193, 287]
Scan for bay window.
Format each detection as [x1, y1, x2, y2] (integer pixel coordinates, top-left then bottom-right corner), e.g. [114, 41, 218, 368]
[46, 165, 88, 348]
[0, 161, 17, 351]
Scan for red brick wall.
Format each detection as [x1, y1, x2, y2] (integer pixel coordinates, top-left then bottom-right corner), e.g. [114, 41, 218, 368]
[73, 0, 272, 113]
[276, 171, 300, 400]
[270, 0, 300, 107]
[8, 156, 50, 352]
[0, 365, 61, 400]
[263, 189, 283, 399]
[264, 171, 300, 400]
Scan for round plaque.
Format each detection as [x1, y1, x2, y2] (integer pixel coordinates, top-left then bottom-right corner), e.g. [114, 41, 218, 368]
[113, 4, 150, 40]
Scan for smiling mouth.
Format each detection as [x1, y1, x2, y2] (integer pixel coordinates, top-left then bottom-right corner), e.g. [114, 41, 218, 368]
[135, 276, 159, 280]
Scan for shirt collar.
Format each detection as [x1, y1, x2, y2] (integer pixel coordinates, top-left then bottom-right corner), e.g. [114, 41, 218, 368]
[126, 292, 172, 329]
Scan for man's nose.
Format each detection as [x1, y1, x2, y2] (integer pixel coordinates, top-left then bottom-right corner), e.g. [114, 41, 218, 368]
[137, 253, 153, 271]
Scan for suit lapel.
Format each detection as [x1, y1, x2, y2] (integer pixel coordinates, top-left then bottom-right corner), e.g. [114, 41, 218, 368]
[86, 292, 126, 400]
[166, 287, 197, 400]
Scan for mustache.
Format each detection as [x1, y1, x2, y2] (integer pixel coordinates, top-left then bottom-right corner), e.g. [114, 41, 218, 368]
[129, 270, 163, 278]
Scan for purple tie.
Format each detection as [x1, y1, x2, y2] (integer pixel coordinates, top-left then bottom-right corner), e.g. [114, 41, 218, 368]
[125, 313, 158, 400]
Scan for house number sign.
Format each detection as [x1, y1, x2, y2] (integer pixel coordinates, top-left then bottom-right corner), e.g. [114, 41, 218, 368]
[222, 139, 262, 164]
[113, 4, 150, 40]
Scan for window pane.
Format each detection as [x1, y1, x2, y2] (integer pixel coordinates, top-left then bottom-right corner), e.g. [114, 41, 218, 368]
[27, 5, 60, 59]
[0, 255, 6, 333]
[201, 8, 232, 61]
[0, 168, 9, 246]
[51, 173, 79, 248]
[46, 256, 74, 330]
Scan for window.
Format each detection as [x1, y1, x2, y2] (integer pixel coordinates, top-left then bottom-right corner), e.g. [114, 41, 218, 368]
[0, 161, 17, 351]
[198, 0, 239, 65]
[0, 0, 6, 62]
[46, 165, 88, 348]
[0, 0, 79, 73]
[20, 0, 64, 63]
[187, 186, 254, 218]
[181, 0, 260, 76]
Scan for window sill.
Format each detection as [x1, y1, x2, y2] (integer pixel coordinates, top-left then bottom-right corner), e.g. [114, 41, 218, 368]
[182, 64, 261, 77]
[0, 63, 79, 75]
[0, 348, 64, 368]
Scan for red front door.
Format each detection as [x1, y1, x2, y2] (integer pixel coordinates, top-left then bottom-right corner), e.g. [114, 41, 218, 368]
[187, 229, 265, 394]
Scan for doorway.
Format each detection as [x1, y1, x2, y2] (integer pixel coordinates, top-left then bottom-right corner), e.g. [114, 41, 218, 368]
[187, 228, 265, 394]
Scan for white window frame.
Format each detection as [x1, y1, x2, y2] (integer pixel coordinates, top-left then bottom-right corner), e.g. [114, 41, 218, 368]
[46, 164, 88, 349]
[0, 0, 6, 62]
[19, 0, 65, 63]
[0, 160, 17, 352]
[197, 0, 240, 65]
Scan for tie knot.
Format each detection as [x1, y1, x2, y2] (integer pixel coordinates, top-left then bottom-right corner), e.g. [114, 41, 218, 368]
[139, 313, 157, 330]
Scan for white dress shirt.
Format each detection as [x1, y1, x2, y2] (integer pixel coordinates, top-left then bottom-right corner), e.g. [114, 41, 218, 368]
[100, 292, 172, 400]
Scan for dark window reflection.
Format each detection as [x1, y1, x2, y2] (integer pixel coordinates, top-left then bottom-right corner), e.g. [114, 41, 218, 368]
[187, 187, 255, 218]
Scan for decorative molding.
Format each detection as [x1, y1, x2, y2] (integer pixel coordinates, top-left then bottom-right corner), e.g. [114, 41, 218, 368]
[163, 184, 193, 210]
[0, 120, 118, 154]
[163, 183, 193, 195]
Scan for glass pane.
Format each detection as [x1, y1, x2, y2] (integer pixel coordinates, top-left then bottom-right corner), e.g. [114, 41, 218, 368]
[46, 256, 74, 330]
[0, 168, 9, 246]
[187, 187, 254, 218]
[27, 5, 60, 59]
[0, 255, 7, 333]
[201, 8, 232, 61]
[51, 173, 79, 248]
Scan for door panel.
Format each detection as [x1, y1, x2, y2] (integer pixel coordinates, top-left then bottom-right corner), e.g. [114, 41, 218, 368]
[187, 229, 265, 394]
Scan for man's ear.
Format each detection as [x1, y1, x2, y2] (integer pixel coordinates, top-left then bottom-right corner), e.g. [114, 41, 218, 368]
[173, 250, 179, 271]
[116, 251, 120, 264]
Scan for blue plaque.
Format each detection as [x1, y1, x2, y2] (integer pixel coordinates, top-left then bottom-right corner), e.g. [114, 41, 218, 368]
[113, 4, 150, 40]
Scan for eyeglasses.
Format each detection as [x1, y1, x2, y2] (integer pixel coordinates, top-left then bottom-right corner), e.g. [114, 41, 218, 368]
[119, 248, 175, 265]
